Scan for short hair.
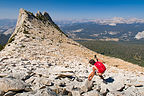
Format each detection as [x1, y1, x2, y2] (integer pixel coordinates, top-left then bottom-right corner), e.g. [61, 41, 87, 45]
[89, 59, 95, 65]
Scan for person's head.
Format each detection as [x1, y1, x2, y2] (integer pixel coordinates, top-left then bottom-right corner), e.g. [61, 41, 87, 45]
[89, 59, 96, 65]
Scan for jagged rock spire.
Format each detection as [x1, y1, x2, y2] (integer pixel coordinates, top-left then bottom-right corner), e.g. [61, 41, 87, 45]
[43, 12, 54, 23]
[17, 9, 55, 27]
[9, 8, 68, 44]
[2, 8, 88, 63]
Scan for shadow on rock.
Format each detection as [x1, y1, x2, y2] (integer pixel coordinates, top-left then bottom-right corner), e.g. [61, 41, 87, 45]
[105, 77, 114, 83]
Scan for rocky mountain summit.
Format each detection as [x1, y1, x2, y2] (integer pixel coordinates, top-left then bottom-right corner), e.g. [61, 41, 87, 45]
[0, 9, 144, 96]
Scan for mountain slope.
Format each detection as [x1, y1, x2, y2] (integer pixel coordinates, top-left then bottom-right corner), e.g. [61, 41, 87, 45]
[0, 9, 144, 96]
[1, 9, 93, 64]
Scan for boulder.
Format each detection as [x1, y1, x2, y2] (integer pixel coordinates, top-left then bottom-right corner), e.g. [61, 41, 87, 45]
[9, 70, 31, 80]
[122, 86, 142, 96]
[81, 80, 93, 92]
[0, 77, 28, 92]
[100, 83, 108, 93]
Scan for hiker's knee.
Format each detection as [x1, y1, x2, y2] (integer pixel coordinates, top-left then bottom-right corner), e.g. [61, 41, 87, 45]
[98, 73, 102, 76]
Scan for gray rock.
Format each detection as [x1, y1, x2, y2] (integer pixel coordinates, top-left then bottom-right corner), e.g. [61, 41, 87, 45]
[100, 83, 107, 93]
[122, 86, 142, 96]
[0, 91, 4, 96]
[137, 87, 144, 96]
[40, 77, 53, 86]
[9, 71, 31, 80]
[81, 80, 93, 92]
[33, 88, 58, 96]
[3, 91, 16, 96]
[82, 90, 99, 96]
[15, 88, 58, 96]
[72, 90, 80, 96]
[92, 84, 101, 92]
[0, 73, 8, 77]
[107, 80, 125, 91]
[0, 77, 27, 92]
[106, 91, 124, 96]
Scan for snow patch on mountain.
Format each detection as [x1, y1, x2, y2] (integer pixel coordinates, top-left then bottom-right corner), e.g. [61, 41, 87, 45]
[71, 28, 83, 32]
[109, 23, 116, 26]
[135, 31, 144, 39]
[108, 31, 119, 35]
[90, 34, 99, 37]
[3, 27, 15, 35]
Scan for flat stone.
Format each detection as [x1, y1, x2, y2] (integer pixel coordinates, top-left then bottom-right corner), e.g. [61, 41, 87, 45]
[107, 81, 125, 91]
[0, 73, 8, 77]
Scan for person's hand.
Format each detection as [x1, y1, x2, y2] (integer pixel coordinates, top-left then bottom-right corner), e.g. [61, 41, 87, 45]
[94, 55, 98, 61]
[94, 55, 97, 58]
[88, 76, 92, 81]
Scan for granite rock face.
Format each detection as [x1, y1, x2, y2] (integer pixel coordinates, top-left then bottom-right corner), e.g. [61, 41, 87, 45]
[0, 8, 144, 96]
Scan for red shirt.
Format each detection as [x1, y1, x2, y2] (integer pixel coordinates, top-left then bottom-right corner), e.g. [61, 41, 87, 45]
[94, 61, 106, 73]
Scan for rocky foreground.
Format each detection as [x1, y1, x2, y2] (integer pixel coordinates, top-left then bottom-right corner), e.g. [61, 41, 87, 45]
[0, 9, 144, 96]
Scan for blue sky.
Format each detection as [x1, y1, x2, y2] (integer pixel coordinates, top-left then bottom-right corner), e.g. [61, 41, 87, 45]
[0, 0, 144, 20]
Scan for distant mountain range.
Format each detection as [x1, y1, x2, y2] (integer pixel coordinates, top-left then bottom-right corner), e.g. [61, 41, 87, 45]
[57, 17, 144, 41]
[1, 17, 144, 45]
[0, 19, 16, 45]
[60, 22, 144, 41]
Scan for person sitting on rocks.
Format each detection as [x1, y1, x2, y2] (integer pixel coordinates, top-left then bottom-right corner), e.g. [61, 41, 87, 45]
[88, 55, 106, 81]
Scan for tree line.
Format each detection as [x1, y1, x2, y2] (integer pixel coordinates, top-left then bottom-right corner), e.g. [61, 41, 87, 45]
[77, 40, 144, 67]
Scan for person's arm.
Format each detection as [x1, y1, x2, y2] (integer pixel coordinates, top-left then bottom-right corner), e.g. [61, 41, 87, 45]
[97, 58, 104, 63]
[88, 67, 96, 81]
[94, 55, 105, 63]
[88, 71, 95, 81]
